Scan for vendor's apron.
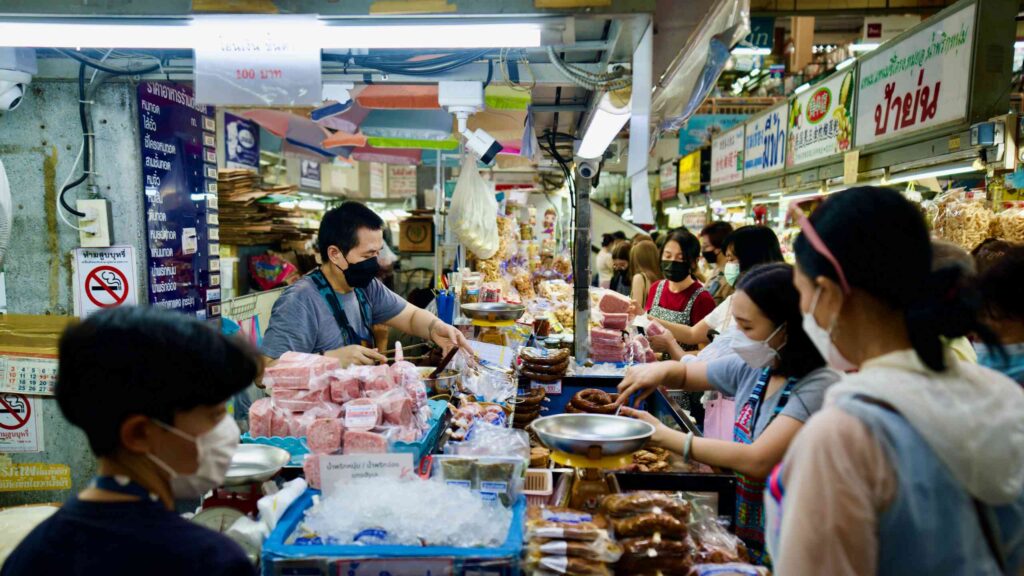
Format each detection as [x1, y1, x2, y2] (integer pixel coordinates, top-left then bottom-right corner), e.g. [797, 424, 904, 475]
[734, 368, 796, 567]
[649, 280, 707, 411]
[308, 269, 376, 349]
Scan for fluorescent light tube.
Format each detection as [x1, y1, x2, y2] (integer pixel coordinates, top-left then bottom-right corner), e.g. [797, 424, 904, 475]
[850, 43, 880, 53]
[836, 58, 856, 71]
[732, 47, 772, 56]
[577, 91, 631, 160]
[298, 199, 326, 210]
[0, 17, 542, 49]
[794, 83, 811, 95]
[883, 162, 982, 185]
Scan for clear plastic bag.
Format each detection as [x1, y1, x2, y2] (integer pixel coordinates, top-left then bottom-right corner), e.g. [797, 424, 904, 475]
[447, 421, 531, 460]
[449, 155, 499, 259]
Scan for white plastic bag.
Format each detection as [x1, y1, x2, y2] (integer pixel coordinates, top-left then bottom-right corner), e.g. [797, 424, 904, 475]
[449, 155, 499, 259]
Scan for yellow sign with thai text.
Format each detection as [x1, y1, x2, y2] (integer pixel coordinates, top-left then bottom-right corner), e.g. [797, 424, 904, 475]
[0, 460, 71, 492]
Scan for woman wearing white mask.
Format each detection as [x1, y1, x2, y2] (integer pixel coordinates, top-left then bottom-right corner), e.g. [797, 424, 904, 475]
[618, 263, 839, 566]
[3, 307, 259, 576]
[765, 187, 1024, 575]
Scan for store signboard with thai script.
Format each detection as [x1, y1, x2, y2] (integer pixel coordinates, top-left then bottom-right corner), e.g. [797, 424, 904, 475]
[710, 125, 744, 188]
[788, 71, 855, 167]
[855, 3, 975, 147]
[743, 103, 788, 177]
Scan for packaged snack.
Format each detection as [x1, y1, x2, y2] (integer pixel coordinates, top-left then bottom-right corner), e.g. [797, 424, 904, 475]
[526, 507, 610, 541]
[601, 491, 692, 519]
[612, 512, 689, 539]
[618, 536, 696, 575]
[526, 535, 623, 562]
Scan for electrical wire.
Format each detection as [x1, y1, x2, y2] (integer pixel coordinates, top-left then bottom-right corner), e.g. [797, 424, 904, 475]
[58, 63, 89, 219]
[498, 48, 535, 93]
[56, 48, 161, 76]
[57, 141, 87, 231]
[546, 46, 631, 91]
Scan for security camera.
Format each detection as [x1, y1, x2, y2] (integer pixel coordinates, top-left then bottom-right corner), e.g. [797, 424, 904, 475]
[463, 128, 502, 166]
[438, 81, 503, 166]
[576, 157, 599, 180]
[0, 49, 36, 112]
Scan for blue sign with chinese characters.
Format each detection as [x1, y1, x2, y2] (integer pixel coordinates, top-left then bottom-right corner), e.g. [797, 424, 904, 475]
[137, 82, 221, 320]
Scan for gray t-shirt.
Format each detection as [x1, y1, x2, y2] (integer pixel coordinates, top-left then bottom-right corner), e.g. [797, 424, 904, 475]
[705, 355, 839, 439]
[262, 276, 406, 358]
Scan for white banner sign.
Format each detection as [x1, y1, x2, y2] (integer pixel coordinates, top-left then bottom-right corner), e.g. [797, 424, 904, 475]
[855, 3, 975, 147]
[788, 71, 855, 167]
[194, 15, 322, 106]
[743, 103, 788, 177]
[710, 125, 744, 187]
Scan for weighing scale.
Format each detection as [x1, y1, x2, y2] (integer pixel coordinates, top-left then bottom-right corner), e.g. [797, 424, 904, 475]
[460, 303, 526, 347]
[550, 449, 635, 511]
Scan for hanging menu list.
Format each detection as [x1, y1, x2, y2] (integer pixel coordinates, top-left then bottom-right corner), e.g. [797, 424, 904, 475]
[137, 82, 221, 320]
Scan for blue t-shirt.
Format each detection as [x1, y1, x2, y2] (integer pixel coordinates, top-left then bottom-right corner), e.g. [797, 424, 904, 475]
[262, 276, 406, 358]
[705, 355, 839, 439]
[1, 497, 254, 576]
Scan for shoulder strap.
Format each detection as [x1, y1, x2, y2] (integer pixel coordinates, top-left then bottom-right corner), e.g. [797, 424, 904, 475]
[681, 285, 707, 325]
[307, 269, 373, 348]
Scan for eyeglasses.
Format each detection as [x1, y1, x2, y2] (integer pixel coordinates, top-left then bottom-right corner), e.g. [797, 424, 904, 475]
[787, 200, 851, 294]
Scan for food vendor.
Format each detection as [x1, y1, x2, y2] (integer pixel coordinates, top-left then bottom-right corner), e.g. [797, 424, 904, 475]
[261, 201, 470, 368]
[617, 263, 839, 567]
[2, 307, 259, 576]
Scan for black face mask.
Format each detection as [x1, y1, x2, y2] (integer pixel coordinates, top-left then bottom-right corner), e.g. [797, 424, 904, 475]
[661, 260, 690, 282]
[702, 251, 718, 265]
[335, 255, 379, 289]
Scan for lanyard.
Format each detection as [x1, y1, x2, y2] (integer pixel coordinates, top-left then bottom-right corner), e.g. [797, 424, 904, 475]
[91, 476, 159, 501]
[307, 268, 376, 349]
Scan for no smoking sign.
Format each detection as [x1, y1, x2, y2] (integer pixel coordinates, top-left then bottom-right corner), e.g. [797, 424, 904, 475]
[73, 246, 139, 318]
[0, 393, 44, 452]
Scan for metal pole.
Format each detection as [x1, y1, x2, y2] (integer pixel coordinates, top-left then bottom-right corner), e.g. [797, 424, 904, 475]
[573, 173, 591, 362]
[435, 150, 443, 281]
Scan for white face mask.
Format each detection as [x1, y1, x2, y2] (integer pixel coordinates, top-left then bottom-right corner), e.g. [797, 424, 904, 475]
[147, 415, 239, 499]
[731, 323, 786, 369]
[723, 261, 741, 286]
[801, 287, 857, 372]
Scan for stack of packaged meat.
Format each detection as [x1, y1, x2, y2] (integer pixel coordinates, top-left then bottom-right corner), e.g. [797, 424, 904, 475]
[601, 492, 696, 575]
[588, 289, 656, 364]
[249, 351, 433, 490]
[524, 506, 622, 576]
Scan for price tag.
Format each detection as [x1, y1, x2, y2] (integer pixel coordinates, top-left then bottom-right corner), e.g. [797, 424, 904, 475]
[531, 380, 562, 395]
[194, 15, 322, 106]
[319, 453, 415, 497]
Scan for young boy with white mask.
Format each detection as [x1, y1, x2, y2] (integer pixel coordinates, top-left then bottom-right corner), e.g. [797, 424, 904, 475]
[3, 306, 259, 576]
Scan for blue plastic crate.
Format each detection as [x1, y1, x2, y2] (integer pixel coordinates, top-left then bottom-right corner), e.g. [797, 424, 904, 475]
[261, 489, 525, 576]
[243, 399, 448, 468]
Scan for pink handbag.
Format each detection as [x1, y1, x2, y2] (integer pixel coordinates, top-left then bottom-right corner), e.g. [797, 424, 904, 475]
[703, 394, 736, 441]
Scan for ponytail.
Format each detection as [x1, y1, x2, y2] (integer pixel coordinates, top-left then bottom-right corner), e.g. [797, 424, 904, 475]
[904, 265, 1002, 371]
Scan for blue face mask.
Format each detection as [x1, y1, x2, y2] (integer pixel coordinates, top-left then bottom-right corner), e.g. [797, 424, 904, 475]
[976, 342, 1024, 386]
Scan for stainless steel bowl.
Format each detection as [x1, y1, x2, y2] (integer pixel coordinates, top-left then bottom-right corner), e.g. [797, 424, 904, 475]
[530, 414, 654, 458]
[418, 366, 461, 394]
[224, 444, 291, 486]
[460, 302, 527, 322]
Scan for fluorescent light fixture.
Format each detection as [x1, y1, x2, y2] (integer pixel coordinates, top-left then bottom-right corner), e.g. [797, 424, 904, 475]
[794, 83, 811, 95]
[577, 91, 631, 160]
[720, 201, 746, 209]
[850, 43, 880, 53]
[732, 46, 772, 56]
[883, 160, 983, 185]
[298, 199, 326, 211]
[836, 58, 856, 71]
[0, 17, 542, 49]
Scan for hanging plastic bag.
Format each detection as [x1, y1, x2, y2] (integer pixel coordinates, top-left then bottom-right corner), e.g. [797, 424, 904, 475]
[449, 155, 499, 259]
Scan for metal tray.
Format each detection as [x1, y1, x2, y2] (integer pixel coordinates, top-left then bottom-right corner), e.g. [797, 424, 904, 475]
[460, 302, 526, 322]
[530, 413, 654, 458]
[224, 444, 290, 486]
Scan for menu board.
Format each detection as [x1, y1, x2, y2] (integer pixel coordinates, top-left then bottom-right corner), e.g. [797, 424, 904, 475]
[787, 71, 855, 167]
[710, 125, 744, 188]
[137, 82, 221, 320]
[743, 102, 788, 177]
[855, 3, 975, 147]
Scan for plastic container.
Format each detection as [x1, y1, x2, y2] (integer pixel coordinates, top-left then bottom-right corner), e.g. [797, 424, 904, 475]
[523, 468, 553, 506]
[242, 399, 448, 468]
[261, 489, 526, 576]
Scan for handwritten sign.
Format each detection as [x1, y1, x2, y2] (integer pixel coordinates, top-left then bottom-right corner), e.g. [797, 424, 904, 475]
[855, 3, 975, 147]
[319, 453, 414, 497]
[194, 15, 322, 106]
[743, 103, 788, 177]
[788, 71, 854, 167]
[710, 125, 744, 188]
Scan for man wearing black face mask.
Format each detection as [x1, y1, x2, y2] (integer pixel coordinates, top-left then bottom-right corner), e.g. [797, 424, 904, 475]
[262, 202, 471, 369]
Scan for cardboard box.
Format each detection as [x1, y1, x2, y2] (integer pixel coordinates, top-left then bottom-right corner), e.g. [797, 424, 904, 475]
[399, 217, 434, 253]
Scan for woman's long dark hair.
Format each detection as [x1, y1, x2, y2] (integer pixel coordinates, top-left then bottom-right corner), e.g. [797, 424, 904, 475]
[794, 186, 1000, 372]
[737, 263, 825, 378]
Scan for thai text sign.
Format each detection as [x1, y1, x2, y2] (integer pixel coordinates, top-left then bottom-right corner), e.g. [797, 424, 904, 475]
[855, 3, 975, 147]
[743, 103, 788, 177]
[788, 71, 855, 167]
[710, 125, 744, 187]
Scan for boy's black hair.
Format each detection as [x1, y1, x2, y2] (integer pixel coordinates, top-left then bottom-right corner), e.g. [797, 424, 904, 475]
[976, 244, 1024, 324]
[736, 264, 825, 378]
[700, 221, 734, 250]
[56, 306, 260, 456]
[318, 201, 384, 261]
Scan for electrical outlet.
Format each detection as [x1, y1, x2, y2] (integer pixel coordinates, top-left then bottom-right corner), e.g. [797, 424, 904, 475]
[77, 198, 112, 247]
